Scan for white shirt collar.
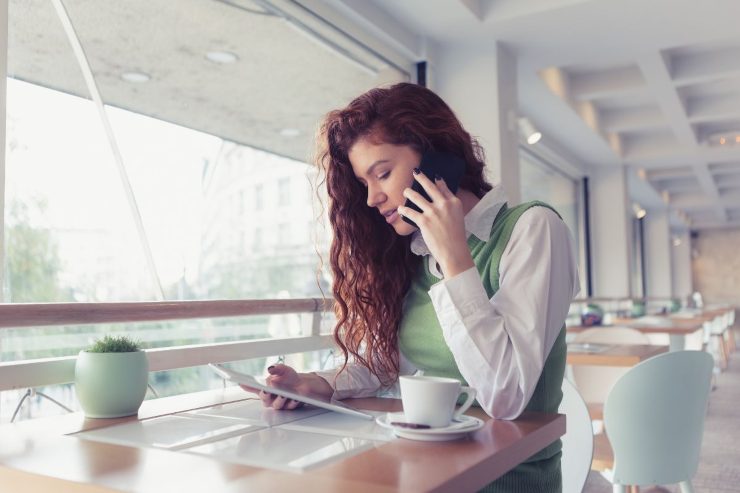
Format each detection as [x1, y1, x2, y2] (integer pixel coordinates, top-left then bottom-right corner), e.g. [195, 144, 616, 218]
[409, 185, 508, 257]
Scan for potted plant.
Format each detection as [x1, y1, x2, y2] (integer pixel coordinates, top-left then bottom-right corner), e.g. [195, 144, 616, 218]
[75, 335, 148, 418]
[580, 303, 604, 326]
[630, 300, 646, 318]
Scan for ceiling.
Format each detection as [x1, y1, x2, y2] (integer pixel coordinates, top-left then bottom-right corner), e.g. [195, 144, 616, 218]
[9, 0, 740, 231]
[367, 0, 740, 231]
[7, 0, 405, 165]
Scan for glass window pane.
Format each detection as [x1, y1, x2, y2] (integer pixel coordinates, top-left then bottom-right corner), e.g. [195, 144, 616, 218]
[7, 0, 409, 302]
[520, 150, 580, 245]
[6, 0, 155, 301]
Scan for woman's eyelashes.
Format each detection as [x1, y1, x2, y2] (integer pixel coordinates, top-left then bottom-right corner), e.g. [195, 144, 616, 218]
[377, 171, 390, 181]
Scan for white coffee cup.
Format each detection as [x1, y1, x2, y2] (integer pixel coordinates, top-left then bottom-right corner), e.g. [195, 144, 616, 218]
[399, 375, 477, 428]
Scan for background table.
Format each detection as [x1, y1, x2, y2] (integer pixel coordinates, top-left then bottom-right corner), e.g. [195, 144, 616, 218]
[567, 343, 668, 367]
[568, 322, 703, 351]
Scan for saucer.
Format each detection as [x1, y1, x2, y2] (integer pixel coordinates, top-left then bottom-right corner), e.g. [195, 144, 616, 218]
[375, 412, 484, 442]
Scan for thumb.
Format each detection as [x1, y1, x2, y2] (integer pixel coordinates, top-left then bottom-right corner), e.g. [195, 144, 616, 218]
[267, 364, 291, 378]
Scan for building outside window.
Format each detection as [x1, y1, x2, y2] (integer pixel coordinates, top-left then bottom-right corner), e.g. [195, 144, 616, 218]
[1, 0, 410, 420]
[278, 177, 291, 207]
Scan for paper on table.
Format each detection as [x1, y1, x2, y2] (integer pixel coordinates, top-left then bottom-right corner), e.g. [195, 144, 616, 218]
[72, 414, 260, 451]
[279, 409, 396, 442]
[186, 427, 378, 472]
[182, 398, 328, 426]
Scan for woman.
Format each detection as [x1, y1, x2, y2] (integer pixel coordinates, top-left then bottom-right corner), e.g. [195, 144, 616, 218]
[250, 82, 579, 491]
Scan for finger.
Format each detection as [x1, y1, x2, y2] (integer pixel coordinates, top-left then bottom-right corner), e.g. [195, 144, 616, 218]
[266, 364, 285, 376]
[266, 369, 287, 386]
[412, 168, 445, 203]
[402, 187, 430, 211]
[266, 364, 294, 382]
[397, 205, 423, 226]
[272, 395, 289, 410]
[285, 399, 304, 410]
[259, 389, 276, 407]
[433, 174, 455, 198]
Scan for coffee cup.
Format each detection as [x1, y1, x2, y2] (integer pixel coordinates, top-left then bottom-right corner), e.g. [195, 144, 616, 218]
[399, 375, 477, 428]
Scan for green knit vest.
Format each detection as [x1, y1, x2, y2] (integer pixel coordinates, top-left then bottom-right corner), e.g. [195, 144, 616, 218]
[398, 201, 566, 493]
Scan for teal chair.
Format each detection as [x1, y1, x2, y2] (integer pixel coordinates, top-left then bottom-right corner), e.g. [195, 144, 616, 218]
[603, 351, 713, 493]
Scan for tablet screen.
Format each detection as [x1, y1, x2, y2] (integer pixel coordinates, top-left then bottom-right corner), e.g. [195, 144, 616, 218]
[208, 363, 374, 420]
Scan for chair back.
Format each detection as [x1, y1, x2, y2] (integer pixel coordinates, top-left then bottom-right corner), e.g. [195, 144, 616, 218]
[559, 379, 593, 493]
[571, 327, 650, 404]
[604, 350, 713, 486]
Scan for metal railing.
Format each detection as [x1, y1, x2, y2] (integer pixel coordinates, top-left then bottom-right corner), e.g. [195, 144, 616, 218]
[0, 298, 335, 392]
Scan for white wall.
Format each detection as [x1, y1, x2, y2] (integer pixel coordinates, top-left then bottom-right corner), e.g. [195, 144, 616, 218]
[0, 0, 7, 299]
[671, 230, 692, 299]
[589, 165, 633, 297]
[691, 228, 740, 305]
[430, 43, 521, 204]
[644, 209, 672, 297]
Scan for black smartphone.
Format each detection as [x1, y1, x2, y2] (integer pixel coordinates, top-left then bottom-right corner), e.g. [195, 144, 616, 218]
[402, 151, 466, 228]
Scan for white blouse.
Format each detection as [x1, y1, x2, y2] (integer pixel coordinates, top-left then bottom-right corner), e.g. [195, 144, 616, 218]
[315, 186, 580, 419]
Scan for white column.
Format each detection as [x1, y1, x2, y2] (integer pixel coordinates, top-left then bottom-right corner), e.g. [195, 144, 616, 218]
[589, 166, 633, 297]
[0, 0, 7, 301]
[671, 230, 692, 300]
[430, 43, 521, 204]
[644, 210, 673, 297]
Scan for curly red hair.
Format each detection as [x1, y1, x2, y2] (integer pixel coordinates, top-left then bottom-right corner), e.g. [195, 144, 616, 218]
[316, 83, 492, 385]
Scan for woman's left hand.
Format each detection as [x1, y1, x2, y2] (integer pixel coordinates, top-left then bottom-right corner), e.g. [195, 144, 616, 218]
[398, 171, 475, 278]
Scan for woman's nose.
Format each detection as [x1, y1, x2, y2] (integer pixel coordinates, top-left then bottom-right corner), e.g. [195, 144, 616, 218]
[366, 184, 386, 208]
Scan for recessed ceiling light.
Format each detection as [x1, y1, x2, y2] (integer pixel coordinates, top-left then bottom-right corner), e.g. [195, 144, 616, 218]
[206, 51, 239, 64]
[120, 71, 151, 83]
[706, 130, 740, 146]
[280, 128, 301, 138]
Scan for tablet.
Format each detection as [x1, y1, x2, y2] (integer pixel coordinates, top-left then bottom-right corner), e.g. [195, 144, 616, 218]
[208, 363, 374, 420]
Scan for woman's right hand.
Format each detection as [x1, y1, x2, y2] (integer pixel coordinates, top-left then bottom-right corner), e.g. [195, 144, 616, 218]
[241, 364, 334, 410]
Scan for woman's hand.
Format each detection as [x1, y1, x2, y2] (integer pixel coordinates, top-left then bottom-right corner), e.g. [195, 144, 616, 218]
[397, 170, 474, 277]
[240, 364, 334, 410]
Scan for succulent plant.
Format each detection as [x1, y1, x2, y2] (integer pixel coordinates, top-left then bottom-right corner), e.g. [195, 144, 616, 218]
[86, 335, 142, 353]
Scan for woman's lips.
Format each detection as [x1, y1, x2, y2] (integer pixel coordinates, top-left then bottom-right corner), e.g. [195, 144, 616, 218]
[385, 210, 399, 224]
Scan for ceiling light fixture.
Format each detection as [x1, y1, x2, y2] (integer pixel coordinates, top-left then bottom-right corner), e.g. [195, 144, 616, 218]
[632, 203, 647, 219]
[706, 130, 740, 146]
[120, 71, 151, 83]
[205, 51, 239, 64]
[518, 117, 542, 145]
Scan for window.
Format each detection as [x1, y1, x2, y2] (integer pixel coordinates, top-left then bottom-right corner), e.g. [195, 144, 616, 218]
[631, 217, 646, 298]
[278, 223, 291, 245]
[519, 147, 585, 291]
[2, 0, 410, 418]
[254, 184, 264, 211]
[278, 177, 291, 207]
[520, 149, 580, 248]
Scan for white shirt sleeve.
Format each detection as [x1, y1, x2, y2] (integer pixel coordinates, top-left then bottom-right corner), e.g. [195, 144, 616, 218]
[428, 207, 580, 419]
[313, 350, 418, 400]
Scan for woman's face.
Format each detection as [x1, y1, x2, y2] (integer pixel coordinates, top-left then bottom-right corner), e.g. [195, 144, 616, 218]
[348, 137, 421, 236]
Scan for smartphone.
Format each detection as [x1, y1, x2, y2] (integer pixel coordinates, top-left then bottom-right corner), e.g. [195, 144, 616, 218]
[402, 151, 466, 228]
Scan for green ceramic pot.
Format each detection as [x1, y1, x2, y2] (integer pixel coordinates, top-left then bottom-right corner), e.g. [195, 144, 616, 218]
[630, 301, 646, 318]
[75, 350, 148, 418]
